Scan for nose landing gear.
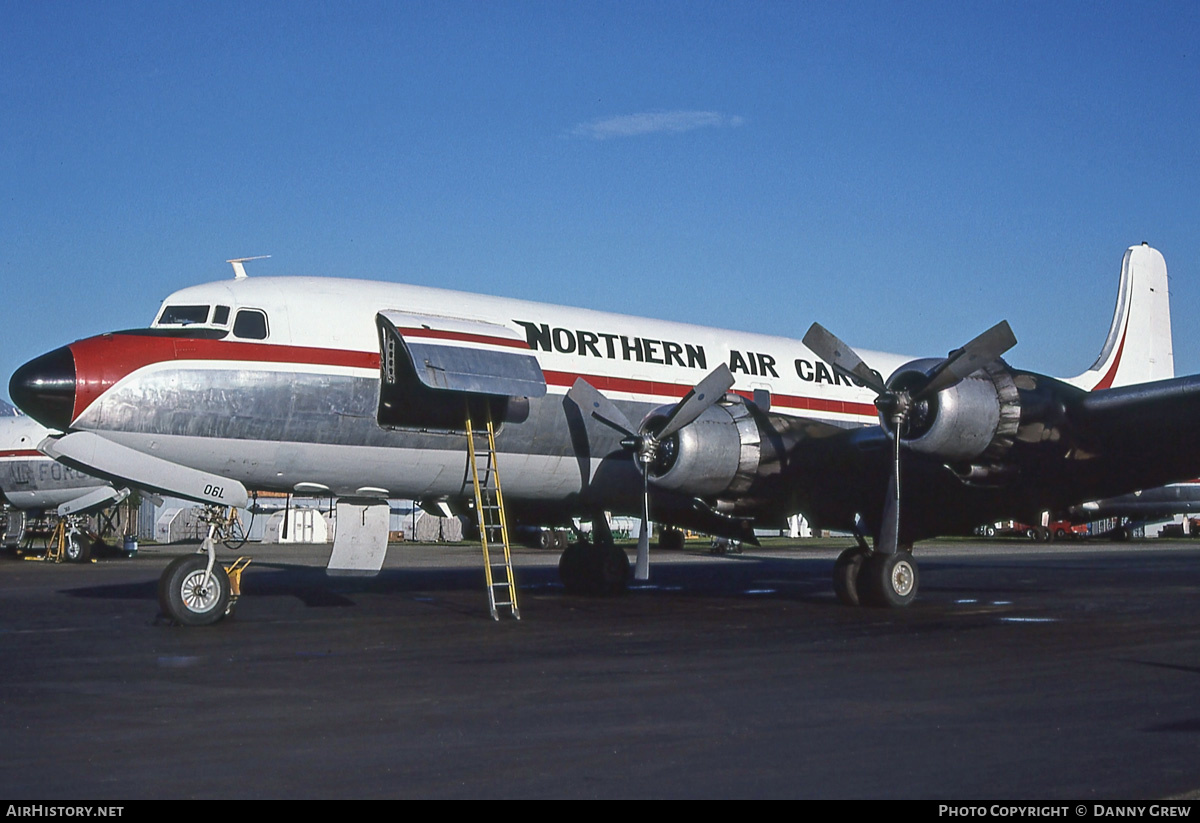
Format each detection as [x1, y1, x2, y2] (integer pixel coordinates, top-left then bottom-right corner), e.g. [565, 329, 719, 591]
[157, 507, 251, 626]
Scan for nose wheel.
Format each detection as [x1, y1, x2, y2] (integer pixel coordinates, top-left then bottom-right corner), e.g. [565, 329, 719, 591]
[157, 524, 251, 626]
[833, 546, 919, 607]
[158, 554, 231, 625]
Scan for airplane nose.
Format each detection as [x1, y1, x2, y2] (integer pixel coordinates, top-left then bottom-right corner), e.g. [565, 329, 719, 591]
[9, 346, 77, 430]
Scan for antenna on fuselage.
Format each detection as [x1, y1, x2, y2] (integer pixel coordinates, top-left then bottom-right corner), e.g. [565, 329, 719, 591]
[227, 255, 271, 279]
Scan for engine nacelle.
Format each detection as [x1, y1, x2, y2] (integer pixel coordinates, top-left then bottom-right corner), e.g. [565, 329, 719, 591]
[885, 357, 1020, 464]
[639, 400, 763, 499]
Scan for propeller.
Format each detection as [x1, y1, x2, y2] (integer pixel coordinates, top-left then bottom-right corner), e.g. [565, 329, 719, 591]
[568, 364, 735, 579]
[803, 321, 1016, 554]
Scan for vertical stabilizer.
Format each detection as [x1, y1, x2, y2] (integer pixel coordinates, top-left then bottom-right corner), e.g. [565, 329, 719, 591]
[1065, 244, 1173, 390]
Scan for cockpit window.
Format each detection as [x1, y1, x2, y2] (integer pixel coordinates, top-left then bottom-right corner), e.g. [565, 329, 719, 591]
[233, 309, 269, 340]
[158, 305, 210, 326]
[212, 305, 231, 326]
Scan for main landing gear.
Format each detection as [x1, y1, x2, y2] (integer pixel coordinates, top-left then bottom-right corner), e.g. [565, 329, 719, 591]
[833, 543, 919, 608]
[557, 514, 630, 596]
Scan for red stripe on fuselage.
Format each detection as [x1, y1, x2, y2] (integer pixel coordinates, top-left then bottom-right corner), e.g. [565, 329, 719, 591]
[394, 327, 530, 349]
[0, 450, 44, 459]
[538, 370, 877, 418]
[69, 334, 381, 421]
[67, 333, 878, 424]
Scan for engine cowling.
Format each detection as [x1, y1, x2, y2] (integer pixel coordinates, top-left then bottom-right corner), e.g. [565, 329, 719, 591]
[638, 400, 763, 499]
[885, 357, 1021, 464]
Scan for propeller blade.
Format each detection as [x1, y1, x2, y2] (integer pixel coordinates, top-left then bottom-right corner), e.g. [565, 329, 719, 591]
[567, 378, 638, 439]
[656, 364, 736, 441]
[877, 424, 902, 555]
[913, 320, 1017, 400]
[635, 471, 650, 581]
[803, 323, 889, 396]
[877, 475, 901, 555]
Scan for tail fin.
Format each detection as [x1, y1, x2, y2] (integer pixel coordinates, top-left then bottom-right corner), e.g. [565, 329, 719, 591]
[1065, 243, 1173, 390]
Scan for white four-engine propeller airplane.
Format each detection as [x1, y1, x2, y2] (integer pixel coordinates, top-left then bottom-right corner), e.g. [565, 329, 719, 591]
[9, 243, 1196, 623]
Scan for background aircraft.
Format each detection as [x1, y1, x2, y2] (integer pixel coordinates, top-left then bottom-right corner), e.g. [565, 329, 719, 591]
[10, 244, 1200, 623]
[1067, 482, 1200, 539]
[0, 400, 128, 559]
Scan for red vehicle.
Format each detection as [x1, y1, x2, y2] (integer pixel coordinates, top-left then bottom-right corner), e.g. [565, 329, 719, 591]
[1046, 520, 1089, 540]
[977, 520, 1087, 541]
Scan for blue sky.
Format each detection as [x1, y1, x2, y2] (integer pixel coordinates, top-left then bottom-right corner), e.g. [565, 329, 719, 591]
[3, 1, 1198, 403]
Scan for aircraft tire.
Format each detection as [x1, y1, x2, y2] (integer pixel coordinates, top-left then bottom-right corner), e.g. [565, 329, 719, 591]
[832, 546, 869, 606]
[1, 509, 25, 549]
[558, 543, 588, 593]
[858, 551, 918, 608]
[63, 529, 91, 563]
[658, 528, 685, 551]
[158, 555, 231, 626]
[592, 544, 630, 596]
[558, 543, 629, 596]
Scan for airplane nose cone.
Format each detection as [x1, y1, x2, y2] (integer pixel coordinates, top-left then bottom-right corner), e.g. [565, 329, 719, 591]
[9, 346, 76, 430]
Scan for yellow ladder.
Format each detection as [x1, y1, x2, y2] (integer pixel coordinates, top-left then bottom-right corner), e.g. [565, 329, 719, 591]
[466, 407, 520, 620]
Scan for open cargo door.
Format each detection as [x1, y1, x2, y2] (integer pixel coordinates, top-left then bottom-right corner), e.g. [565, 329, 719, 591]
[376, 311, 546, 432]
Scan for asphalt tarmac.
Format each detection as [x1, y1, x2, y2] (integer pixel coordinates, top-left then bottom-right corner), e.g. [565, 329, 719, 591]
[2, 536, 1200, 800]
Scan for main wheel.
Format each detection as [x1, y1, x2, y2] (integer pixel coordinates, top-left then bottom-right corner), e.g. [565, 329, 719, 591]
[1, 509, 25, 549]
[832, 546, 869, 606]
[557, 543, 630, 596]
[593, 544, 630, 596]
[859, 551, 919, 608]
[558, 542, 590, 593]
[658, 528, 685, 551]
[158, 555, 231, 626]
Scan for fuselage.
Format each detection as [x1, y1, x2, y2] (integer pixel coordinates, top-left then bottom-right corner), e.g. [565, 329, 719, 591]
[12, 245, 1196, 612]
[12, 274, 907, 516]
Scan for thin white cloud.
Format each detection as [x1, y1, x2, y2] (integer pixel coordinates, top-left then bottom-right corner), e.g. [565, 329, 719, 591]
[570, 110, 746, 140]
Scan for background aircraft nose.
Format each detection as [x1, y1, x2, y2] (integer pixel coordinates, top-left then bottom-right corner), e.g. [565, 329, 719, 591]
[9, 346, 76, 430]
